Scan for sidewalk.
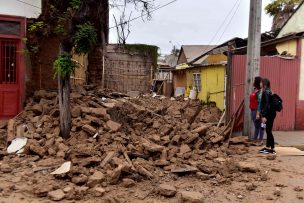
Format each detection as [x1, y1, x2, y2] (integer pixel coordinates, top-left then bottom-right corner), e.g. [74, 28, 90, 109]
[274, 131, 304, 146]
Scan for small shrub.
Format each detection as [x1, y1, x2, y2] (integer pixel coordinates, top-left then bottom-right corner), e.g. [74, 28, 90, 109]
[28, 21, 45, 32]
[70, 0, 82, 10]
[54, 52, 77, 77]
[73, 22, 97, 54]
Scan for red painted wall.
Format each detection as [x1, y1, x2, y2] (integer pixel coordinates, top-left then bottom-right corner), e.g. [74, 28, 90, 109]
[230, 53, 300, 131]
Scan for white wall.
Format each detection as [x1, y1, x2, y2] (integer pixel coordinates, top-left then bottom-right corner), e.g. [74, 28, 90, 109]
[278, 3, 304, 38]
[0, 0, 41, 18]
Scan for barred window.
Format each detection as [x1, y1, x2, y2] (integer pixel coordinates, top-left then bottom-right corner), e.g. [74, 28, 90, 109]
[0, 40, 17, 84]
[193, 73, 201, 92]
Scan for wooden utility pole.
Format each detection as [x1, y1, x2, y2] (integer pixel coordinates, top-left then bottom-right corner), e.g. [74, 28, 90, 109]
[244, 0, 262, 138]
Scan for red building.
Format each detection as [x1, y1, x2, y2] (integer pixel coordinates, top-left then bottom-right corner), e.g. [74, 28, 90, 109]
[0, 15, 26, 119]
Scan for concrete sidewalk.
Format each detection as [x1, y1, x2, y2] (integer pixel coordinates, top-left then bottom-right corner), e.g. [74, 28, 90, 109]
[274, 131, 304, 146]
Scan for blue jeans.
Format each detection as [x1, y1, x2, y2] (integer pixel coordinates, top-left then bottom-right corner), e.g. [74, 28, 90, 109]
[251, 110, 264, 140]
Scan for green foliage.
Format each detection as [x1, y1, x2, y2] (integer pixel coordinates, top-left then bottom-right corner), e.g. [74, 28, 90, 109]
[54, 52, 77, 77]
[125, 44, 159, 68]
[28, 21, 45, 32]
[73, 23, 97, 54]
[70, 0, 82, 10]
[30, 45, 39, 54]
[265, 0, 302, 16]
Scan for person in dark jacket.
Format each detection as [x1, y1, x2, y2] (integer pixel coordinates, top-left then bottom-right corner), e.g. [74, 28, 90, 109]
[259, 78, 276, 154]
[250, 76, 264, 141]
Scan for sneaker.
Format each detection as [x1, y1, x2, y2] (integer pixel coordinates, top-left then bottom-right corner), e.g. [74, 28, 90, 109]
[268, 149, 277, 155]
[259, 148, 269, 154]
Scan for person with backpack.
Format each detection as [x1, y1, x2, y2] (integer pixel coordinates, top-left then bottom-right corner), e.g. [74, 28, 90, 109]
[250, 76, 264, 142]
[259, 78, 278, 154]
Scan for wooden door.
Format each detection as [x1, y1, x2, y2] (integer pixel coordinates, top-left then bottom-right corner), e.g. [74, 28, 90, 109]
[0, 39, 19, 119]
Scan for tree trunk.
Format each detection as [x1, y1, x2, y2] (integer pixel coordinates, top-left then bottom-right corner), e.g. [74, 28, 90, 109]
[58, 74, 71, 139]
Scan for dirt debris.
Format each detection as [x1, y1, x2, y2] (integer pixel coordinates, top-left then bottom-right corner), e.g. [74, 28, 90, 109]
[0, 87, 256, 201]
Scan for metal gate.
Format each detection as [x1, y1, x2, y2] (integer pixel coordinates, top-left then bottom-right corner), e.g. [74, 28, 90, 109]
[230, 55, 299, 131]
[0, 39, 19, 119]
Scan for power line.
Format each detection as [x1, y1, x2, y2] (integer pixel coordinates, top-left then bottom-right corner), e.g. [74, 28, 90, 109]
[191, 0, 241, 63]
[109, 0, 178, 30]
[216, 0, 241, 44]
[15, 0, 41, 9]
[206, 0, 241, 47]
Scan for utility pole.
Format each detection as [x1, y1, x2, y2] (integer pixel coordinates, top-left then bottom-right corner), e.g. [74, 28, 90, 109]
[244, 0, 262, 139]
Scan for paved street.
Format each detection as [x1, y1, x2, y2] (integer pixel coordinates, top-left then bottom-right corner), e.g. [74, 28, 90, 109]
[274, 131, 304, 146]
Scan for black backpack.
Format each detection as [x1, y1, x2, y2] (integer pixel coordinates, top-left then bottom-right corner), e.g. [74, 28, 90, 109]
[272, 93, 283, 112]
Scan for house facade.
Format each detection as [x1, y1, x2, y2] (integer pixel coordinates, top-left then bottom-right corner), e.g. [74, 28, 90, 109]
[173, 40, 245, 111]
[172, 45, 216, 98]
[0, 0, 41, 119]
[183, 54, 226, 111]
[276, 1, 304, 130]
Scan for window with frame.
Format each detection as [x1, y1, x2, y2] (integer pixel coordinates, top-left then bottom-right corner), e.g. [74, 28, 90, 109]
[193, 73, 201, 92]
[0, 21, 20, 36]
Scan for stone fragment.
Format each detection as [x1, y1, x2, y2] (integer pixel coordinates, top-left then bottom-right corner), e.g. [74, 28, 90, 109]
[87, 171, 105, 188]
[33, 184, 55, 197]
[93, 187, 106, 197]
[273, 188, 281, 197]
[106, 120, 122, 132]
[185, 133, 199, 144]
[48, 189, 65, 201]
[72, 174, 88, 185]
[0, 120, 8, 129]
[246, 183, 257, 191]
[158, 184, 177, 197]
[63, 186, 73, 193]
[29, 144, 46, 157]
[266, 154, 276, 160]
[32, 104, 43, 115]
[71, 106, 81, 118]
[180, 191, 204, 203]
[108, 165, 123, 184]
[122, 178, 135, 188]
[237, 162, 259, 173]
[192, 125, 209, 135]
[82, 125, 97, 136]
[294, 186, 303, 192]
[7, 119, 15, 145]
[0, 163, 12, 173]
[196, 172, 209, 180]
[180, 144, 191, 154]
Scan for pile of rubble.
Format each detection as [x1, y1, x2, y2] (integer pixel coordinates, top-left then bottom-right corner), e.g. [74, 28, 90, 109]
[0, 86, 253, 201]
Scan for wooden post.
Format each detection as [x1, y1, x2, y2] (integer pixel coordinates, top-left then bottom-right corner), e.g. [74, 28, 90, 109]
[226, 42, 233, 124]
[58, 74, 71, 139]
[58, 46, 71, 139]
[244, 0, 262, 138]
[102, 54, 105, 88]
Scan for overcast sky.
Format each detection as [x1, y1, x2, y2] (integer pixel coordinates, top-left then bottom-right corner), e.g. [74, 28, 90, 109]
[0, 0, 41, 18]
[109, 0, 273, 54]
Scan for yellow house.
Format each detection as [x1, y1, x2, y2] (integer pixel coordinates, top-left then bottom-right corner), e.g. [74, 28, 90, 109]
[184, 54, 226, 111]
[173, 39, 246, 111]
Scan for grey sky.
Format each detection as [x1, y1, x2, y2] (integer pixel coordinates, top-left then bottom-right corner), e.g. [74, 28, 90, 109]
[109, 0, 273, 54]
